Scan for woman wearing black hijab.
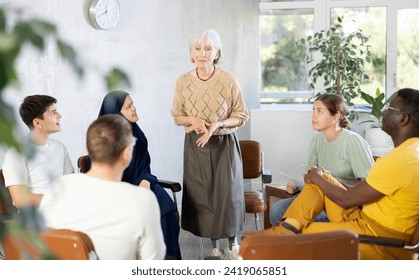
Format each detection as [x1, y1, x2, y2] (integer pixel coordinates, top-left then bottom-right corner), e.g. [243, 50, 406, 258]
[93, 90, 181, 259]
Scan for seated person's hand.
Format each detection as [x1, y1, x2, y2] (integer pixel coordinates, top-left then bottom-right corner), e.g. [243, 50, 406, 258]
[286, 182, 299, 194]
[304, 166, 323, 184]
[139, 180, 151, 189]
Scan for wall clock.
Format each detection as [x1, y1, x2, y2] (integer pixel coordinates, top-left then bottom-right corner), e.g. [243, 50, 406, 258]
[88, 0, 120, 30]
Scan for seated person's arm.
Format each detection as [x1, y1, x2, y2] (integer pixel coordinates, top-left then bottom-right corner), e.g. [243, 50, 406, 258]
[8, 185, 43, 208]
[339, 179, 364, 189]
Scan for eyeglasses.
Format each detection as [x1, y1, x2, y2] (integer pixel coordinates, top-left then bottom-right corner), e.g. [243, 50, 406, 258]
[130, 136, 137, 147]
[382, 103, 402, 112]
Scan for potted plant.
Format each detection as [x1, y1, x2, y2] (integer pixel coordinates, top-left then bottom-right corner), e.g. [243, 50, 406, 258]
[298, 16, 372, 121]
[360, 88, 394, 157]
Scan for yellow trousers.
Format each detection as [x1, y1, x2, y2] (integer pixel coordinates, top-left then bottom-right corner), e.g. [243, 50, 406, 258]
[282, 173, 413, 260]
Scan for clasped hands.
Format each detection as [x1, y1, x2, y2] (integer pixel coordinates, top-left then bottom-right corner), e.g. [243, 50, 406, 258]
[190, 116, 220, 148]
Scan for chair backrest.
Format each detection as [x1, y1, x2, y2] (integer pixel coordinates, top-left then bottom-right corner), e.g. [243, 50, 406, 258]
[239, 140, 262, 179]
[2, 227, 96, 260]
[0, 169, 17, 216]
[77, 155, 90, 173]
[239, 230, 359, 260]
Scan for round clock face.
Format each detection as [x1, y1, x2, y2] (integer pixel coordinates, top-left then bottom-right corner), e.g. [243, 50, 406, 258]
[89, 0, 120, 30]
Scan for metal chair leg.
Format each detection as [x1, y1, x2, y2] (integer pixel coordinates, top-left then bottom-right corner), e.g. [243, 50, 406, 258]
[199, 238, 204, 260]
[254, 213, 260, 231]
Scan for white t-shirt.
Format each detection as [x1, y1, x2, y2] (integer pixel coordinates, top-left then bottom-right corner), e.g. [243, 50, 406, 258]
[2, 138, 74, 194]
[39, 173, 166, 260]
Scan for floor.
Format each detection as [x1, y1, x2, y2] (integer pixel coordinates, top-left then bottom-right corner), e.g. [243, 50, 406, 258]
[178, 213, 262, 260]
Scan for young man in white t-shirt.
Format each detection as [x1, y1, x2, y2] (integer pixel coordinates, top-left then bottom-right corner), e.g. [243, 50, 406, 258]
[2, 95, 73, 208]
[39, 115, 166, 259]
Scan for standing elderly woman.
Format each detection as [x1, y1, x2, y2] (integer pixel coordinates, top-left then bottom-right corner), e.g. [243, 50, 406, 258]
[171, 29, 249, 259]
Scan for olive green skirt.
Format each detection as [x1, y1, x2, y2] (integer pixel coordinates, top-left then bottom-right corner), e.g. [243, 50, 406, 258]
[181, 132, 245, 238]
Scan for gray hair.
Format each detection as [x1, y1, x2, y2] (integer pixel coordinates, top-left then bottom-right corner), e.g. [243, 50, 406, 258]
[189, 29, 223, 64]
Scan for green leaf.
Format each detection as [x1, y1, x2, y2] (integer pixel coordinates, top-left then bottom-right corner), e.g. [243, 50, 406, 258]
[56, 39, 83, 78]
[375, 87, 382, 97]
[0, 33, 19, 52]
[105, 68, 131, 90]
[13, 22, 45, 51]
[361, 92, 374, 104]
[29, 19, 57, 36]
[0, 8, 5, 31]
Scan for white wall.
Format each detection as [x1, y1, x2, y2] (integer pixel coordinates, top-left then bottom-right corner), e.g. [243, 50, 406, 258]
[0, 0, 260, 190]
[250, 105, 315, 186]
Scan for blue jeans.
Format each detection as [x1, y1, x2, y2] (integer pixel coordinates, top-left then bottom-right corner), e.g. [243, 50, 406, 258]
[269, 194, 329, 226]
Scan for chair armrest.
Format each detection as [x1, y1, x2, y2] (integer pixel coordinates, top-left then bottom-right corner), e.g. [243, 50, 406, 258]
[264, 185, 295, 229]
[262, 168, 272, 184]
[358, 234, 406, 248]
[358, 234, 419, 255]
[158, 180, 181, 193]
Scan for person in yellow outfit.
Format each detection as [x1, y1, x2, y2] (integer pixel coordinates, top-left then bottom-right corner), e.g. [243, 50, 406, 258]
[254, 88, 419, 260]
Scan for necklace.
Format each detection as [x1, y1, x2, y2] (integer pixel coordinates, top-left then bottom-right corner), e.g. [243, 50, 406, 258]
[196, 66, 216, 81]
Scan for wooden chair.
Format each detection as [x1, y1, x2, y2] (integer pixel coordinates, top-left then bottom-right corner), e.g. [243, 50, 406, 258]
[2, 225, 97, 260]
[240, 221, 419, 260]
[239, 230, 360, 260]
[264, 185, 294, 229]
[239, 140, 272, 231]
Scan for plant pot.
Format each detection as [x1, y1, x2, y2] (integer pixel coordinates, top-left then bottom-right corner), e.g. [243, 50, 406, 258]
[365, 127, 394, 157]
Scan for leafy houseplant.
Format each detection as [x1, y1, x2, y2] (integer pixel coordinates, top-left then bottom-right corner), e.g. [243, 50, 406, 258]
[298, 16, 372, 121]
[360, 87, 387, 126]
[0, 6, 130, 259]
[360, 88, 394, 157]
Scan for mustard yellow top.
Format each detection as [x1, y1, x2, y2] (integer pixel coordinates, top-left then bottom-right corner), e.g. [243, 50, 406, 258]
[364, 138, 419, 234]
[171, 68, 249, 135]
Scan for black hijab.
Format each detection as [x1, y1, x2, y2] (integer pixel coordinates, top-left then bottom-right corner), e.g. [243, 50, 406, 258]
[97, 90, 157, 186]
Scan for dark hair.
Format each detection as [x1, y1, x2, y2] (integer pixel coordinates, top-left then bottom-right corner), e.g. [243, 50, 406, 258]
[397, 88, 419, 131]
[86, 114, 133, 164]
[315, 94, 349, 128]
[19, 95, 57, 129]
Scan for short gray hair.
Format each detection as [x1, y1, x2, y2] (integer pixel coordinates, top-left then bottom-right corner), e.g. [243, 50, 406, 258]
[189, 29, 223, 64]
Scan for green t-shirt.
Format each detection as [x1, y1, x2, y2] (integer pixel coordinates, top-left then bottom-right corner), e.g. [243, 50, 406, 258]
[304, 129, 374, 184]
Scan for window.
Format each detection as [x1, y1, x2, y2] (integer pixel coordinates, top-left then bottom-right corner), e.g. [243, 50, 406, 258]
[260, 10, 313, 103]
[397, 9, 419, 90]
[260, 0, 419, 104]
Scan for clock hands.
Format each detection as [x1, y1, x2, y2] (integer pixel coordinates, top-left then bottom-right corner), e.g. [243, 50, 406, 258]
[98, 10, 108, 18]
[98, 2, 108, 18]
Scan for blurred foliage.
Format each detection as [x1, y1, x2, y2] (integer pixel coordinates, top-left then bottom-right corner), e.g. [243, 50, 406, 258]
[0, 5, 130, 259]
